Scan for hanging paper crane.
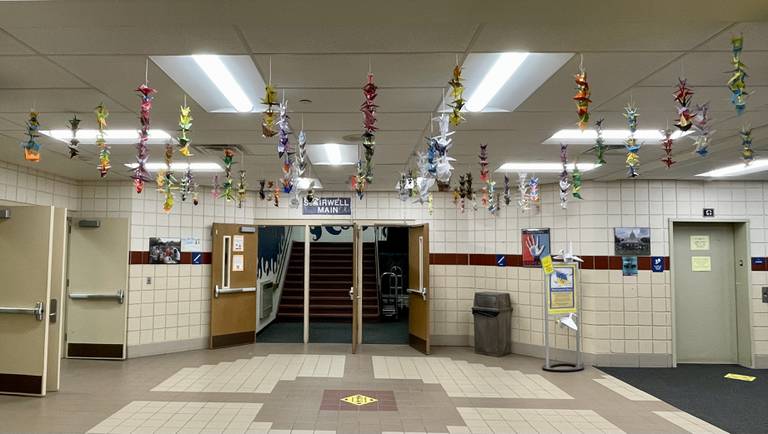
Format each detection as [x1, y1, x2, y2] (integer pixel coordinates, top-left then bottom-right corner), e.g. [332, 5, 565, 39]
[22, 111, 41, 162]
[740, 125, 754, 164]
[517, 172, 530, 211]
[356, 72, 378, 198]
[221, 149, 235, 201]
[177, 103, 193, 157]
[67, 115, 81, 159]
[727, 34, 748, 114]
[156, 143, 178, 213]
[448, 64, 465, 126]
[673, 78, 695, 132]
[95, 103, 111, 177]
[132, 83, 157, 193]
[690, 102, 715, 157]
[660, 128, 675, 168]
[262, 84, 278, 137]
[571, 164, 583, 199]
[624, 102, 640, 177]
[559, 144, 570, 208]
[594, 118, 606, 165]
[573, 67, 591, 129]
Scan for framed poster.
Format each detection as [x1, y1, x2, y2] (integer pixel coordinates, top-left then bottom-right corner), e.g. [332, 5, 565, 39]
[522, 228, 550, 267]
[614, 227, 651, 256]
[547, 263, 577, 315]
[149, 237, 181, 264]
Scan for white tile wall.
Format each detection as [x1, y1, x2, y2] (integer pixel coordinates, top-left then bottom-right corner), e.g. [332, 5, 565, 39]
[0, 159, 766, 362]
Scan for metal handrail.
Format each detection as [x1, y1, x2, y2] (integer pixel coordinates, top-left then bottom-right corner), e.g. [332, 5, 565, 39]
[214, 285, 256, 298]
[0, 302, 45, 321]
[68, 289, 124, 304]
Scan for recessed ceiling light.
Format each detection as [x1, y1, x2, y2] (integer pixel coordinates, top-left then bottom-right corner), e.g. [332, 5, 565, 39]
[466, 52, 530, 112]
[306, 143, 358, 166]
[696, 160, 768, 177]
[192, 55, 254, 113]
[41, 129, 171, 145]
[124, 162, 223, 172]
[495, 162, 602, 173]
[543, 129, 691, 145]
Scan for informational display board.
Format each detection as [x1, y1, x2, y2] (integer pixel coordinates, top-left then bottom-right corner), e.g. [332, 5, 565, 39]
[546, 263, 577, 315]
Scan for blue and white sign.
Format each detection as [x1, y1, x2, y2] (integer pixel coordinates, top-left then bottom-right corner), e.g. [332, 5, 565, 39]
[302, 197, 352, 215]
[651, 256, 664, 272]
[496, 255, 506, 267]
[191, 252, 203, 265]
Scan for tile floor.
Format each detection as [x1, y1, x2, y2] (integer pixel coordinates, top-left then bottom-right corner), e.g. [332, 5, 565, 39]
[593, 374, 661, 401]
[0, 344, 725, 433]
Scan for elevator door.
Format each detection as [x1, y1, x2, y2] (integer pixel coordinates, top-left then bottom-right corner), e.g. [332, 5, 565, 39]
[66, 218, 129, 359]
[673, 223, 738, 363]
[0, 206, 55, 396]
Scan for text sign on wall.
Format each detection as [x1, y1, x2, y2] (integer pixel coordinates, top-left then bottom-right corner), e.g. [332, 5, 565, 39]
[302, 197, 352, 216]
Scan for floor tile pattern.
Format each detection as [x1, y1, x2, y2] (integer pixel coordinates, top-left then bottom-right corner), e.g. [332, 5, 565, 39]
[86, 401, 264, 434]
[372, 356, 572, 399]
[320, 390, 397, 412]
[653, 411, 729, 434]
[593, 374, 660, 401]
[152, 354, 346, 394]
[448, 407, 626, 434]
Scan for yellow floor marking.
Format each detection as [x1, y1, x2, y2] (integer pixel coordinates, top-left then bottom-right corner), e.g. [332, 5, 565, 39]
[724, 373, 756, 382]
[341, 394, 378, 406]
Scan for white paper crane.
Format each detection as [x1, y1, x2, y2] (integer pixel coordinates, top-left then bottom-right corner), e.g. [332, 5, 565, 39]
[554, 242, 583, 263]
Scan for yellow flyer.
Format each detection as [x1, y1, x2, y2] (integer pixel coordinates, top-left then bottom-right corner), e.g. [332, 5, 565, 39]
[547, 263, 577, 315]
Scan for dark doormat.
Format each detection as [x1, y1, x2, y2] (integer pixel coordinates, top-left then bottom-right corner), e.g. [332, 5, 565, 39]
[599, 364, 767, 434]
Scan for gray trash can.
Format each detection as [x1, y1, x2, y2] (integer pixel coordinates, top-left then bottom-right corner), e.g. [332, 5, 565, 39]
[472, 292, 512, 356]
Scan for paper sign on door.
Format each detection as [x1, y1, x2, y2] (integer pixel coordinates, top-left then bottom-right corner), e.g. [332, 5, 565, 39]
[691, 256, 711, 272]
[690, 235, 710, 251]
[233, 235, 245, 252]
[232, 254, 244, 272]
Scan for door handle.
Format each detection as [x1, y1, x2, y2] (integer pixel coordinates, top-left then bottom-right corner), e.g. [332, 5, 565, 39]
[49, 298, 57, 323]
[349, 286, 354, 301]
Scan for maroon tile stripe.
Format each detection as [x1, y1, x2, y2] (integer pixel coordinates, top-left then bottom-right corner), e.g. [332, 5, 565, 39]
[129, 251, 211, 265]
[430, 253, 672, 271]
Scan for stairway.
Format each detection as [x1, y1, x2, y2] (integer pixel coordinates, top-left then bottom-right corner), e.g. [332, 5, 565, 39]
[278, 242, 379, 321]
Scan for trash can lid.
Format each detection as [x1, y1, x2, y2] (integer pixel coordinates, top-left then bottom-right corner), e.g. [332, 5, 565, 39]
[473, 291, 511, 310]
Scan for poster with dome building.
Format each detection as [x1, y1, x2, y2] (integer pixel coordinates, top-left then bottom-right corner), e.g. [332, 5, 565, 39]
[614, 227, 651, 256]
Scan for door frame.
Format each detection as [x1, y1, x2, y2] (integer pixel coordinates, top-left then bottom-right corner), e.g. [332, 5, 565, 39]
[669, 218, 753, 368]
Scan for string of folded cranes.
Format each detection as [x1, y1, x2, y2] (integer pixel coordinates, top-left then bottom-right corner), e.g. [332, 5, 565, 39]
[19, 35, 752, 215]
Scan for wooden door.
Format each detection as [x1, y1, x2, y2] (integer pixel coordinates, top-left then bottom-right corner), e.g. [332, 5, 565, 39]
[0, 206, 54, 396]
[210, 224, 257, 348]
[66, 218, 129, 359]
[408, 224, 430, 354]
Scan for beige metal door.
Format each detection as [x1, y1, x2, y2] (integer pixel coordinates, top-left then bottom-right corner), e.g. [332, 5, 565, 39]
[0, 206, 54, 396]
[673, 223, 737, 363]
[210, 224, 257, 348]
[351, 224, 362, 353]
[47, 208, 68, 391]
[66, 218, 129, 359]
[408, 224, 430, 354]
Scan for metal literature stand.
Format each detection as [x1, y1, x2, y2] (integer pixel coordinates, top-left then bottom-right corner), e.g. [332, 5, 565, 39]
[543, 245, 584, 372]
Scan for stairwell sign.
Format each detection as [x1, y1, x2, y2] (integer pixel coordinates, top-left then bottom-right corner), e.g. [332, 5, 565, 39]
[303, 197, 352, 216]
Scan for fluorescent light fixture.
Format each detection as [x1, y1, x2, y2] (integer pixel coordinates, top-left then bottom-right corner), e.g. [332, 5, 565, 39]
[152, 55, 265, 113]
[696, 160, 768, 177]
[496, 162, 601, 173]
[325, 143, 344, 165]
[192, 55, 253, 112]
[543, 129, 690, 145]
[124, 162, 223, 172]
[41, 129, 171, 145]
[466, 52, 530, 112]
[295, 177, 323, 190]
